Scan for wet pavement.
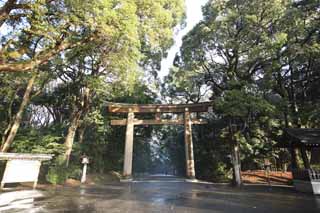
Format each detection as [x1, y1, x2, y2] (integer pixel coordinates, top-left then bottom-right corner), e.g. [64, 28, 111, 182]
[1, 177, 320, 212]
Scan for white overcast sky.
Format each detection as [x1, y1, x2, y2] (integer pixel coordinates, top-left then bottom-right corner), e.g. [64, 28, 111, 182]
[159, 0, 208, 81]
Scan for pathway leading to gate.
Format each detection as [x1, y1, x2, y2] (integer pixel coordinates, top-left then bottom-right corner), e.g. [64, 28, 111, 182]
[1, 177, 320, 212]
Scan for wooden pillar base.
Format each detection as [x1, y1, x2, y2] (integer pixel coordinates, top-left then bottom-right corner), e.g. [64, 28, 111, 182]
[120, 177, 133, 182]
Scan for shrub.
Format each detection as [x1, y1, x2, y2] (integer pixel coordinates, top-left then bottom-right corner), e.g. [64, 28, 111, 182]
[46, 156, 69, 185]
[46, 154, 83, 185]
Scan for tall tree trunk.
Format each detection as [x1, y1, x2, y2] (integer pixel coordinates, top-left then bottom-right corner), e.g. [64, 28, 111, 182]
[229, 121, 242, 187]
[63, 87, 90, 166]
[232, 141, 242, 186]
[1, 89, 18, 144]
[1, 75, 36, 152]
[78, 125, 86, 144]
[289, 67, 301, 127]
[64, 110, 81, 166]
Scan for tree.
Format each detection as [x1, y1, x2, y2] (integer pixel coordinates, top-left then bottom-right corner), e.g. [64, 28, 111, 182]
[0, 0, 184, 74]
[164, 0, 320, 185]
[167, 0, 287, 185]
[0, 0, 185, 157]
[56, 0, 185, 164]
[1, 74, 36, 151]
[0, 0, 104, 72]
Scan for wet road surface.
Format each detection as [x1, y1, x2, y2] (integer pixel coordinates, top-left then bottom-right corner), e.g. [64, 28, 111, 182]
[1, 177, 320, 212]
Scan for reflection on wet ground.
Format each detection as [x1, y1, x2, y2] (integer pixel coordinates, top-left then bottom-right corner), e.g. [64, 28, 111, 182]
[1, 177, 320, 212]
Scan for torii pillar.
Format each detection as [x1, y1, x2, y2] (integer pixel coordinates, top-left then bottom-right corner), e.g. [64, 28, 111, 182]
[184, 108, 196, 179]
[123, 111, 134, 179]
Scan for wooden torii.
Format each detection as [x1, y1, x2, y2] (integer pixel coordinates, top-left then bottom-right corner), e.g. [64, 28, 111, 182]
[107, 102, 212, 179]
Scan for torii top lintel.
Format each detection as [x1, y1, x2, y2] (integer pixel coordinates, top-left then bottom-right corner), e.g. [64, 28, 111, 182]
[107, 102, 213, 113]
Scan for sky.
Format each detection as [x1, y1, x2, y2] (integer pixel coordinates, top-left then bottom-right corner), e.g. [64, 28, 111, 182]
[159, 0, 209, 81]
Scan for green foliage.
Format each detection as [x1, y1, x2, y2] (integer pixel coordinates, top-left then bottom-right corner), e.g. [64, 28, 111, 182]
[46, 156, 82, 185]
[46, 156, 69, 185]
[11, 128, 65, 155]
[215, 89, 275, 118]
[163, 0, 320, 180]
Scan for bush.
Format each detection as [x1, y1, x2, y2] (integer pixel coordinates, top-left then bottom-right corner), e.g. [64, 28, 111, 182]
[46, 156, 82, 185]
[69, 167, 82, 180]
[11, 127, 65, 155]
[46, 156, 69, 184]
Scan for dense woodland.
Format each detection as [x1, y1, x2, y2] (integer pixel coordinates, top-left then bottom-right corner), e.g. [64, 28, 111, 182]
[0, 0, 319, 185]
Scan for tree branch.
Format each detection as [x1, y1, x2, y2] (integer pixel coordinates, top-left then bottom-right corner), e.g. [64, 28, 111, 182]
[0, 36, 95, 72]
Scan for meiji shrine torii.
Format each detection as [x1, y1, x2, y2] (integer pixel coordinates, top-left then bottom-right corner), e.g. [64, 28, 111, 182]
[107, 102, 212, 179]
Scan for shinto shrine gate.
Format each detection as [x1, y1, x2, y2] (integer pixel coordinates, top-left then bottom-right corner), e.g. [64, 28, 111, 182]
[107, 102, 212, 180]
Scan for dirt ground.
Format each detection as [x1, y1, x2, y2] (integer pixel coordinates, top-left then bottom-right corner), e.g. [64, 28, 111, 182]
[242, 170, 293, 185]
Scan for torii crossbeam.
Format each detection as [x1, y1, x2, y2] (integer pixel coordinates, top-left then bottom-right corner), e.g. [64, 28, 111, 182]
[107, 102, 212, 180]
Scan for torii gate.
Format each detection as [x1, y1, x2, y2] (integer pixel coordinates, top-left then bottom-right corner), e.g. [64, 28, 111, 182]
[107, 102, 212, 179]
